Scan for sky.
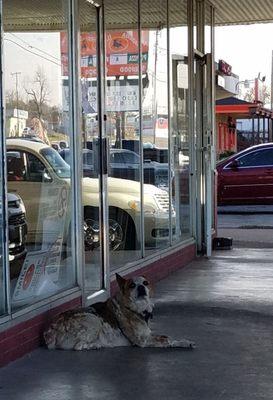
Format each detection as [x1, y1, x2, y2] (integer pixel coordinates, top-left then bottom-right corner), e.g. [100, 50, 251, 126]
[4, 32, 62, 107]
[215, 23, 273, 86]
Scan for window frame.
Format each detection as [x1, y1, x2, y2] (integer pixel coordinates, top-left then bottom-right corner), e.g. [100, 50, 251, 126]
[224, 147, 273, 170]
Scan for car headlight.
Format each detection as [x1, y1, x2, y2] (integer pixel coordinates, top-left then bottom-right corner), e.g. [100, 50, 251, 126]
[18, 198, 26, 214]
[128, 200, 157, 215]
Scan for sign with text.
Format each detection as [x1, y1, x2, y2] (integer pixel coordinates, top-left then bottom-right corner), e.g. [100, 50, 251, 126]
[60, 30, 149, 77]
[12, 251, 47, 303]
[63, 82, 139, 112]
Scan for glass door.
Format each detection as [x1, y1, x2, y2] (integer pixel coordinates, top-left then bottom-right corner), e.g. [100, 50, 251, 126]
[171, 55, 192, 242]
[193, 0, 215, 256]
[78, 1, 109, 301]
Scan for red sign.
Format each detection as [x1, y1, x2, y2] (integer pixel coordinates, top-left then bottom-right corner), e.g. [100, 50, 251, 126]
[61, 30, 149, 77]
[219, 59, 232, 76]
[23, 264, 35, 290]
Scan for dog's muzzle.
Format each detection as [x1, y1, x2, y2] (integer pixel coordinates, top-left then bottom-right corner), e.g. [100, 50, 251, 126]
[137, 285, 147, 297]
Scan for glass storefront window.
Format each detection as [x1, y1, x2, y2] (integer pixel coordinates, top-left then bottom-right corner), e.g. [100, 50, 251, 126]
[104, 0, 142, 269]
[3, 0, 76, 310]
[141, 0, 171, 254]
[0, 133, 6, 316]
[77, 0, 105, 293]
[169, 0, 191, 242]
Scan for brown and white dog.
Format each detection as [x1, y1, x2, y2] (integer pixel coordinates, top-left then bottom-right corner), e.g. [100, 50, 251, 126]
[44, 274, 195, 350]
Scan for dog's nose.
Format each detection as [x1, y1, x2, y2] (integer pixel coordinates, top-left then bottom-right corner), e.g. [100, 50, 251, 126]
[137, 285, 146, 297]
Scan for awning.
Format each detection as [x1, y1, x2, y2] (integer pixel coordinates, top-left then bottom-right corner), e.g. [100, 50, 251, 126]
[211, 0, 273, 26]
[3, 0, 273, 32]
[216, 97, 273, 119]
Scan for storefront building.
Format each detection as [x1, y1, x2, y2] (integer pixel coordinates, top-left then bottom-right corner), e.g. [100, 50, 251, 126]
[216, 97, 273, 157]
[9, 0, 273, 366]
[0, 0, 218, 365]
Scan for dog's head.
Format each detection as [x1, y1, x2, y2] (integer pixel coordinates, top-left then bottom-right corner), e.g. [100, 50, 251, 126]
[116, 274, 154, 316]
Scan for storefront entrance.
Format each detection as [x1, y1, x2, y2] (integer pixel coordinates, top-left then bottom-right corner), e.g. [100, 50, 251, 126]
[0, 0, 215, 337]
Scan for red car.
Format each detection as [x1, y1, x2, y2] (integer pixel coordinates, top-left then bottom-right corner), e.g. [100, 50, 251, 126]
[217, 143, 273, 205]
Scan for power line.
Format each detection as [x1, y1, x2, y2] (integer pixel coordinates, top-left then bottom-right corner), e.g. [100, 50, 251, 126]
[4, 38, 61, 66]
[8, 33, 60, 62]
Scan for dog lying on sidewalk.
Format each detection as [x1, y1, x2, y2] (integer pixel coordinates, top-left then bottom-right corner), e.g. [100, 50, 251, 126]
[44, 274, 195, 350]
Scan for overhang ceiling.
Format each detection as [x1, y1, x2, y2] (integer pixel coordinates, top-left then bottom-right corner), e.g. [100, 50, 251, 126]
[2, 0, 273, 32]
[212, 0, 273, 26]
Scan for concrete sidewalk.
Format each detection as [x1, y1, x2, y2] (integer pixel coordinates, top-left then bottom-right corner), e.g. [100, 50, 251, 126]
[1, 247, 273, 400]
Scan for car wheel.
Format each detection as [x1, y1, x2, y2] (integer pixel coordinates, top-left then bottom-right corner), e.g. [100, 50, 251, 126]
[109, 207, 137, 251]
[84, 207, 137, 251]
[84, 217, 100, 251]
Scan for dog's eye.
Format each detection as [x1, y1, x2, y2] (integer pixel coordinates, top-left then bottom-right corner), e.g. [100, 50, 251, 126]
[129, 282, 136, 289]
[143, 280, 149, 286]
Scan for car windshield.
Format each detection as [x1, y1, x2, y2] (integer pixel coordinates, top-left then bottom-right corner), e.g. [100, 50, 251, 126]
[40, 147, 71, 178]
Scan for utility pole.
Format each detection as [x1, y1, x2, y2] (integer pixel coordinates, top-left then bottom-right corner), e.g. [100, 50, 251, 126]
[270, 50, 273, 142]
[153, 29, 159, 145]
[271, 50, 273, 111]
[11, 71, 21, 136]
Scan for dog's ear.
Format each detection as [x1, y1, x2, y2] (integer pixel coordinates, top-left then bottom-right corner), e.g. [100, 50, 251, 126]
[116, 273, 126, 293]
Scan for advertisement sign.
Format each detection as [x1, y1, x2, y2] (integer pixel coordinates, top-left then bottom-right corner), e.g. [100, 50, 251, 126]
[155, 117, 168, 138]
[12, 239, 64, 304]
[32, 183, 70, 295]
[63, 82, 139, 112]
[219, 59, 232, 76]
[60, 30, 149, 77]
[44, 236, 64, 283]
[255, 78, 265, 103]
[12, 251, 47, 302]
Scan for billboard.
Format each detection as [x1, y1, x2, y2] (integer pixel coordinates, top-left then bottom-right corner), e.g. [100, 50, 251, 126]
[60, 30, 149, 78]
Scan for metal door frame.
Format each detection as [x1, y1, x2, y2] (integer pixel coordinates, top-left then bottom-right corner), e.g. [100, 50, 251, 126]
[188, 0, 215, 256]
[71, 0, 109, 305]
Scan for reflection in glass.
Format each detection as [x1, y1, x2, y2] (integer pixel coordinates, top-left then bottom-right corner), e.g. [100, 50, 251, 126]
[4, 0, 76, 310]
[104, 0, 142, 269]
[169, 0, 191, 242]
[141, 0, 171, 253]
[0, 146, 6, 316]
[78, 0, 104, 293]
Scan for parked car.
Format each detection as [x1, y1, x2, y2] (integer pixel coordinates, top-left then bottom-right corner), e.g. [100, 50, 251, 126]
[217, 143, 273, 205]
[51, 141, 61, 152]
[59, 147, 169, 189]
[110, 149, 169, 189]
[6, 138, 175, 251]
[6, 193, 27, 262]
[59, 148, 95, 178]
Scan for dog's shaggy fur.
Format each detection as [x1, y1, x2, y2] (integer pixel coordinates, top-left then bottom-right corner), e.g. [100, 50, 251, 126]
[44, 274, 195, 350]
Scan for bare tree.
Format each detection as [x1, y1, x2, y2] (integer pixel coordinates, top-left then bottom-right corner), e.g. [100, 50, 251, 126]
[243, 85, 271, 105]
[5, 89, 26, 110]
[243, 87, 255, 103]
[25, 67, 50, 120]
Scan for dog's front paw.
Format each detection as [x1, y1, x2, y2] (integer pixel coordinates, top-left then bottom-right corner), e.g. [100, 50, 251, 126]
[171, 339, 196, 349]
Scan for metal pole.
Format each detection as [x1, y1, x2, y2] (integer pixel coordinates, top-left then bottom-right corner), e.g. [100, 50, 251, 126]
[270, 50, 273, 142]
[11, 71, 21, 136]
[153, 29, 159, 145]
[137, 0, 145, 259]
[271, 50, 273, 110]
[257, 116, 260, 144]
[1, 0, 12, 316]
[252, 116, 255, 145]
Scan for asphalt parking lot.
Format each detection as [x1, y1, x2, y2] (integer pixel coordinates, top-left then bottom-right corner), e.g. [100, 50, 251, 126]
[217, 205, 273, 248]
